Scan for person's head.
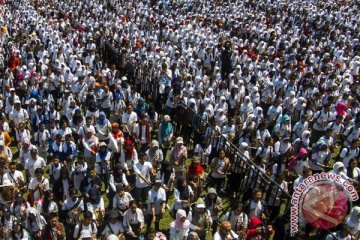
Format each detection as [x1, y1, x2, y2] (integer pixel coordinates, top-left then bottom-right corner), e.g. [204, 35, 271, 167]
[177, 176, 187, 188]
[12, 221, 21, 233]
[176, 209, 187, 222]
[89, 188, 99, 202]
[18, 122, 24, 131]
[14, 100, 21, 110]
[176, 137, 184, 146]
[264, 136, 272, 146]
[163, 115, 171, 123]
[219, 221, 232, 236]
[77, 156, 84, 163]
[53, 156, 60, 166]
[325, 128, 333, 137]
[86, 116, 92, 125]
[139, 153, 146, 164]
[38, 122, 45, 131]
[88, 167, 96, 177]
[44, 190, 54, 201]
[112, 122, 120, 132]
[350, 140, 359, 149]
[234, 203, 244, 215]
[116, 184, 125, 196]
[61, 121, 68, 129]
[252, 188, 263, 202]
[9, 162, 16, 174]
[55, 134, 63, 143]
[141, 115, 148, 124]
[126, 105, 133, 113]
[207, 188, 217, 200]
[195, 201, 206, 214]
[109, 209, 119, 224]
[349, 158, 358, 169]
[65, 134, 72, 144]
[114, 163, 123, 175]
[150, 140, 159, 151]
[144, 229, 156, 240]
[83, 210, 93, 225]
[70, 188, 78, 201]
[154, 179, 162, 190]
[49, 214, 59, 227]
[35, 168, 44, 181]
[124, 139, 133, 150]
[60, 167, 69, 179]
[218, 149, 226, 159]
[129, 200, 137, 213]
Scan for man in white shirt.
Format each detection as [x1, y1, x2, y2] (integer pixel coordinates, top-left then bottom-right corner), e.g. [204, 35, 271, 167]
[3, 162, 25, 188]
[146, 179, 166, 230]
[133, 115, 152, 151]
[123, 200, 145, 237]
[62, 188, 85, 238]
[24, 148, 46, 180]
[73, 211, 97, 239]
[101, 209, 124, 238]
[121, 105, 138, 138]
[28, 168, 50, 202]
[9, 99, 29, 128]
[133, 153, 153, 205]
[244, 189, 268, 220]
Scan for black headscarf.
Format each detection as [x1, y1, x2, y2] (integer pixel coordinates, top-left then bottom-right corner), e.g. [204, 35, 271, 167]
[176, 176, 189, 200]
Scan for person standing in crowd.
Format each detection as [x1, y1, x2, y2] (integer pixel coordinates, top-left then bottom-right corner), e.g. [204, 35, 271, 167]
[169, 209, 191, 240]
[0, 0, 359, 239]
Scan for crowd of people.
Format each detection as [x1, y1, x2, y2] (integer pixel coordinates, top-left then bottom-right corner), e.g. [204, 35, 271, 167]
[0, 0, 359, 239]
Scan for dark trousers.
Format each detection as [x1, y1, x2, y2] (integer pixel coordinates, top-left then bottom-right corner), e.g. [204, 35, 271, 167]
[135, 186, 148, 205]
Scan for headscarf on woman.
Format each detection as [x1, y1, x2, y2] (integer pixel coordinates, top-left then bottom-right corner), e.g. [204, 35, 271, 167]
[301, 130, 311, 148]
[336, 101, 347, 117]
[124, 139, 134, 160]
[112, 123, 124, 139]
[332, 162, 348, 178]
[98, 111, 107, 125]
[176, 176, 189, 200]
[160, 116, 172, 144]
[171, 209, 190, 229]
[27, 207, 47, 230]
[345, 206, 360, 235]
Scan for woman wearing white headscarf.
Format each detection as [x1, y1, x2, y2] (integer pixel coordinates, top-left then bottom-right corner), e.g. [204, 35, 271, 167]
[240, 96, 253, 121]
[169, 209, 191, 240]
[203, 98, 214, 117]
[344, 206, 360, 236]
[292, 130, 311, 152]
[214, 96, 228, 113]
[331, 162, 349, 180]
[26, 207, 47, 239]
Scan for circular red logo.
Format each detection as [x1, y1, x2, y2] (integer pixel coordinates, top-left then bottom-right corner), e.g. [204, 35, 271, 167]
[301, 182, 349, 229]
